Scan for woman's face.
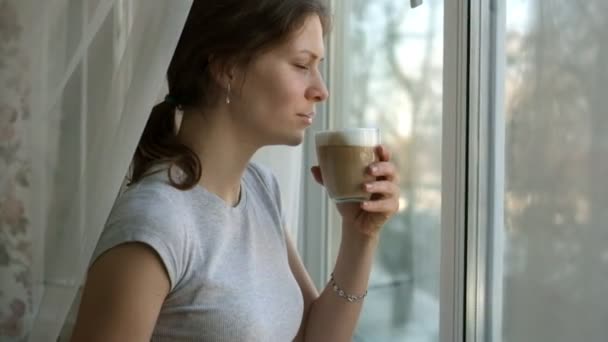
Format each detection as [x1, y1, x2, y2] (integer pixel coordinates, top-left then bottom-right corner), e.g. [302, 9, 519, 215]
[231, 15, 329, 147]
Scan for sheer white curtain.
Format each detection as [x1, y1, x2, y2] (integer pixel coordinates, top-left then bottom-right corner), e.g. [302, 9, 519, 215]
[0, 0, 192, 340]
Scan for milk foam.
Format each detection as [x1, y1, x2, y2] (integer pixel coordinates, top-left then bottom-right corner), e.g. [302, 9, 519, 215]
[315, 128, 380, 146]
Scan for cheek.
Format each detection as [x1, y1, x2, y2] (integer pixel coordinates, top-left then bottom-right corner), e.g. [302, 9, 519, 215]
[252, 72, 303, 113]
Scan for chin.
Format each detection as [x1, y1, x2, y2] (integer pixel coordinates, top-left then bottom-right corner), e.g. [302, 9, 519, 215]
[275, 131, 305, 146]
[284, 134, 304, 146]
[262, 127, 306, 147]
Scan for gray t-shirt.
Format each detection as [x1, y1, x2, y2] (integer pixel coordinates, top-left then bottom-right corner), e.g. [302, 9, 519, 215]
[90, 162, 304, 341]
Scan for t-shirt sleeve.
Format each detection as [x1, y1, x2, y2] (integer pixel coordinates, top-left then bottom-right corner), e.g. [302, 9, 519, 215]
[89, 186, 187, 292]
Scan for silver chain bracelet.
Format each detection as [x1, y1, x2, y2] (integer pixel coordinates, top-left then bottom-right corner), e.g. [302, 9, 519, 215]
[329, 273, 368, 303]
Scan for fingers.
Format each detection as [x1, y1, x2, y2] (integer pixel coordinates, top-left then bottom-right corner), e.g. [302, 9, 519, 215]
[363, 180, 399, 198]
[362, 146, 401, 218]
[367, 161, 399, 184]
[375, 145, 391, 162]
[360, 198, 399, 214]
[310, 166, 324, 185]
[369, 145, 398, 183]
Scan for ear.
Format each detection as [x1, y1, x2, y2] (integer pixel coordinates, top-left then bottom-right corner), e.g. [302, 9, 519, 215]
[208, 56, 237, 87]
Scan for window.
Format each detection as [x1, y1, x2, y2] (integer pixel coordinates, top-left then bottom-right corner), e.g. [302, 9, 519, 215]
[301, 1, 444, 340]
[303, 1, 608, 341]
[499, 1, 608, 341]
[465, 0, 608, 341]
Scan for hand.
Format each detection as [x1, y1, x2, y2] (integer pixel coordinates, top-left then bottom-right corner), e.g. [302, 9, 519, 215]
[311, 145, 400, 238]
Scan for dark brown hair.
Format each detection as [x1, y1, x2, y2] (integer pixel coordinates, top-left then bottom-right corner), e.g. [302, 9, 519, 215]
[130, 0, 331, 190]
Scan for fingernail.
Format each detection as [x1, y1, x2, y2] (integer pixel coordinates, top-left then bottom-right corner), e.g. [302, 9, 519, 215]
[364, 183, 373, 191]
[370, 166, 378, 174]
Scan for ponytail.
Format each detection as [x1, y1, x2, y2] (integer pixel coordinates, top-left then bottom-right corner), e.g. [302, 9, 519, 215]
[130, 101, 202, 190]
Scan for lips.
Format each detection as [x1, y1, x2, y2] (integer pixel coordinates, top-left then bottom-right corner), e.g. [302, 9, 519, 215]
[297, 112, 315, 119]
[296, 112, 315, 126]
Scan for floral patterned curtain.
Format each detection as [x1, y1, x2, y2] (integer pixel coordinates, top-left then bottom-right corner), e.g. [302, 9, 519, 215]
[0, 1, 33, 339]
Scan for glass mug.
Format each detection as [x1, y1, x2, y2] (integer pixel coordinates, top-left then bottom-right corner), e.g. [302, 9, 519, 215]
[315, 128, 380, 203]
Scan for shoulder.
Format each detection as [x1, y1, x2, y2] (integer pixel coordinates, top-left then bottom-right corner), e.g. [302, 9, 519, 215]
[109, 171, 188, 225]
[245, 162, 285, 224]
[99, 171, 193, 261]
[91, 174, 192, 290]
[246, 161, 273, 181]
[246, 161, 280, 193]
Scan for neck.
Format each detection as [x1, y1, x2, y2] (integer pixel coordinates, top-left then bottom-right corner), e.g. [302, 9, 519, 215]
[176, 108, 259, 206]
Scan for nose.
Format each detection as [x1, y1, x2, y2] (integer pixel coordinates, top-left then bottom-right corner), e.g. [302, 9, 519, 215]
[306, 76, 329, 103]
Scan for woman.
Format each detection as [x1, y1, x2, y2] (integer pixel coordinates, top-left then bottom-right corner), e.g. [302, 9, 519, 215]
[71, 0, 400, 341]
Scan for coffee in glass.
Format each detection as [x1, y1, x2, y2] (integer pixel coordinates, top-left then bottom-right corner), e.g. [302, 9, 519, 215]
[315, 128, 380, 203]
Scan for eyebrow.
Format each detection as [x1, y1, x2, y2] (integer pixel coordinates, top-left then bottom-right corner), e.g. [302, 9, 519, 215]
[298, 49, 325, 61]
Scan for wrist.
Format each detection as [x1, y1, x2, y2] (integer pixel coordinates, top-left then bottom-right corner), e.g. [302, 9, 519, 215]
[340, 224, 380, 247]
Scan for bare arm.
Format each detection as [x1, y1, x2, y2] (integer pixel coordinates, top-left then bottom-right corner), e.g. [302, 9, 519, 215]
[287, 232, 319, 341]
[287, 230, 377, 342]
[291, 145, 398, 341]
[70, 243, 171, 342]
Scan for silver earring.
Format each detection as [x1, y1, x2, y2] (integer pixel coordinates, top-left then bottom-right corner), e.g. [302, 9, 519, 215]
[226, 82, 231, 104]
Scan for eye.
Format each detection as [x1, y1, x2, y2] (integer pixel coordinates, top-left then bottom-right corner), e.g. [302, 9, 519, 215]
[294, 64, 310, 71]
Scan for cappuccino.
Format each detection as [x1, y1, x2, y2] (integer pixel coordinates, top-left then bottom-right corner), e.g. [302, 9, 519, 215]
[315, 128, 380, 203]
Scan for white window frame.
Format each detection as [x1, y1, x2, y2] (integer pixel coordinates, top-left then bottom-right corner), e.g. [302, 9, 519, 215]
[440, 0, 469, 340]
[464, 0, 506, 341]
[440, 0, 507, 340]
